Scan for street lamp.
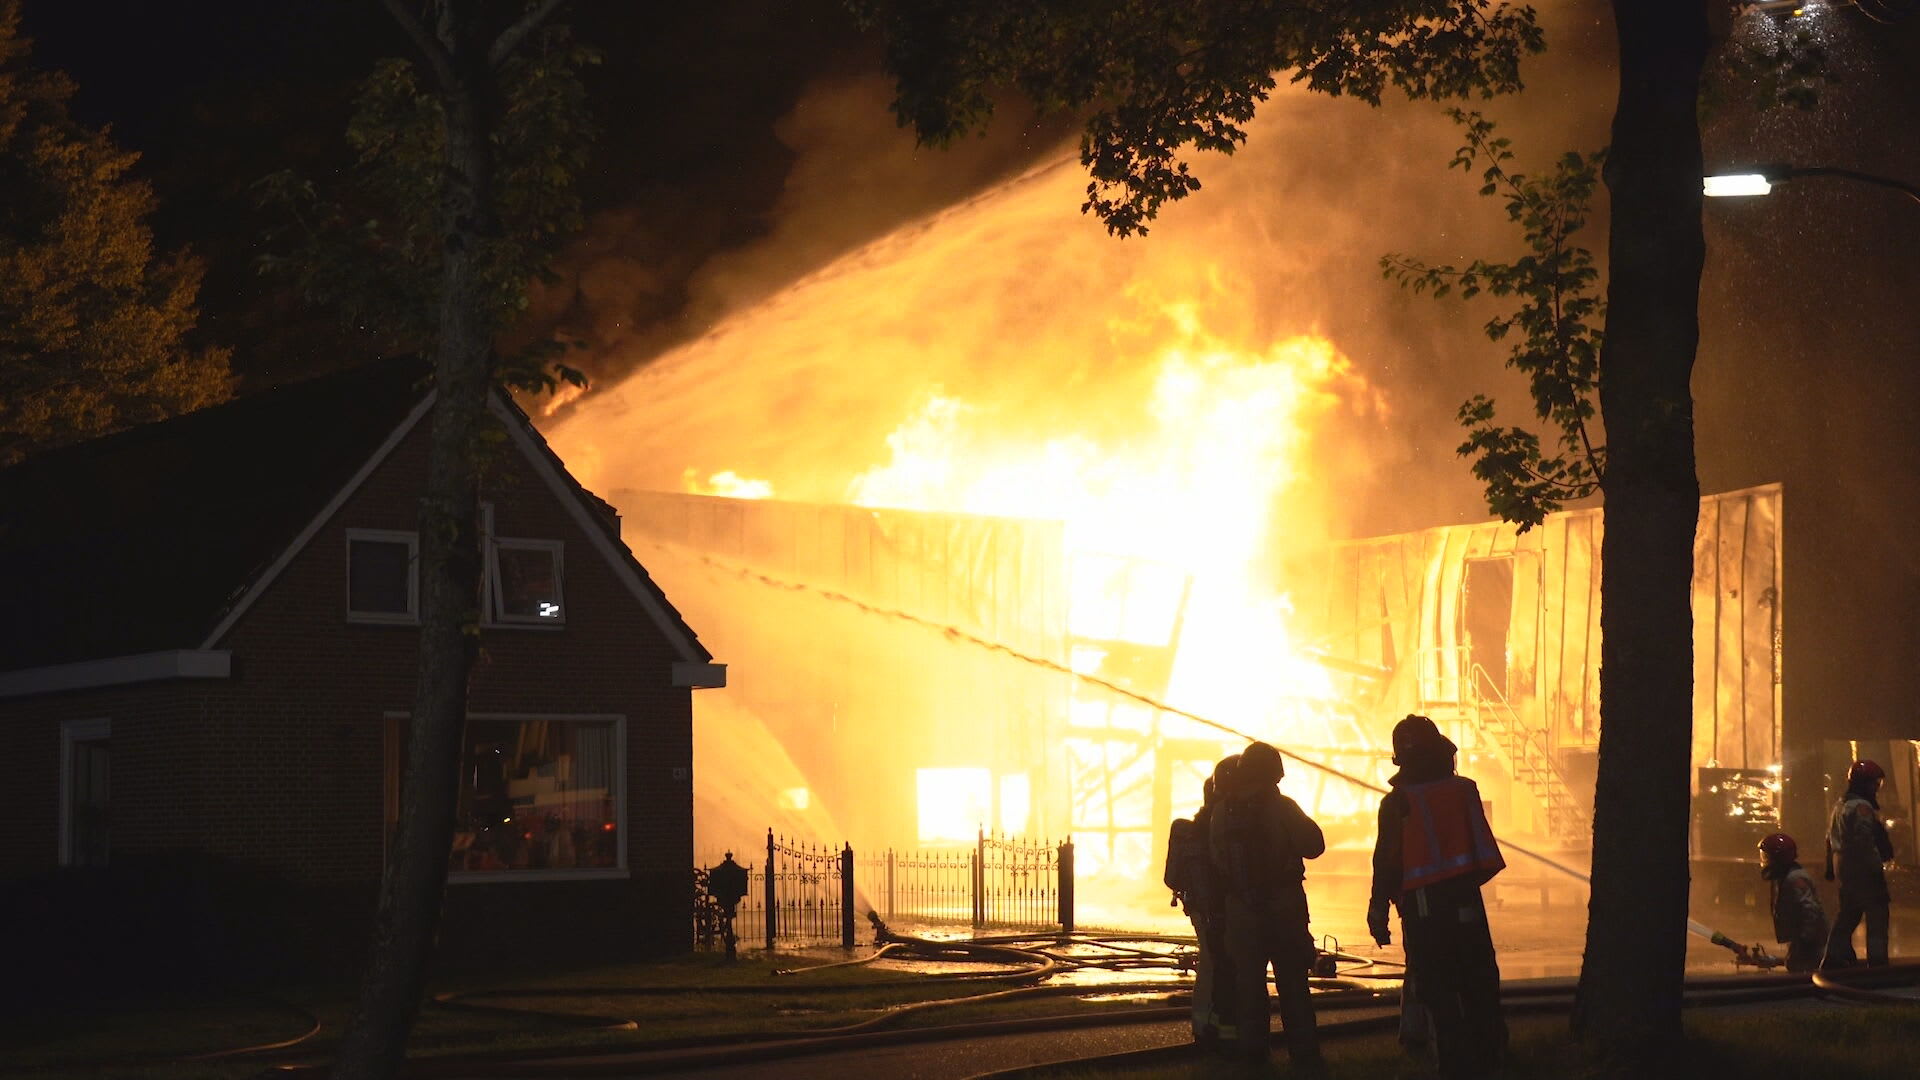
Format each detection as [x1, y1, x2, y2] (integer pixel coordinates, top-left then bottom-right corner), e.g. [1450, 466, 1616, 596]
[1704, 164, 1920, 205]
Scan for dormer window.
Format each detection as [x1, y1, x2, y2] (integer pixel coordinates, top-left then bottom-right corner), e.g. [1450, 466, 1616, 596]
[347, 529, 419, 623]
[489, 538, 564, 624]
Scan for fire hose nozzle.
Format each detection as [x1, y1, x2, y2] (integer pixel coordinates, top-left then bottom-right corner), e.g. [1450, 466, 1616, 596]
[1709, 930, 1782, 969]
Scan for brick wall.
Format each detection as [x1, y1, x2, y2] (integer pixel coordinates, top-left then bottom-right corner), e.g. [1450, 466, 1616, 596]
[1, 405, 699, 972]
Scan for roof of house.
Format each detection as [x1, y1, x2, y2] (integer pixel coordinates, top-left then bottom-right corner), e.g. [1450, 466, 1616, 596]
[0, 359, 709, 673]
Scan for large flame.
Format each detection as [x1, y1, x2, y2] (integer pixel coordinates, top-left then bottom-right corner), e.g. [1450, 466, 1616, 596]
[545, 141, 1419, 901]
[834, 306, 1378, 876]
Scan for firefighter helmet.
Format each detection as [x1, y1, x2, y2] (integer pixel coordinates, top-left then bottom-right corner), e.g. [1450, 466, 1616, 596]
[1757, 832, 1797, 863]
[1391, 713, 1459, 767]
[1849, 759, 1886, 786]
[1211, 753, 1240, 792]
[1239, 741, 1285, 786]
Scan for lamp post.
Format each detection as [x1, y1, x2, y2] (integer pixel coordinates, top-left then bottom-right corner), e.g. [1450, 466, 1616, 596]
[1705, 165, 1920, 205]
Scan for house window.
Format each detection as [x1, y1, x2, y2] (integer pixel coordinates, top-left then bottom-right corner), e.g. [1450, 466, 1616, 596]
[347, 529, 418, 623]
[60, 718, 110, 867]
[488, 538, 564, 624]
[450, 714, 624, 879]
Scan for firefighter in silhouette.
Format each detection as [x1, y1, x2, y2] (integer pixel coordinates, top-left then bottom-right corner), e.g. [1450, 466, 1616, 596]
[1367, 714, 1506, 1079]
[1210, 740, 1325, 1073]
[1823, 759, 1894, 968]
[1758, 832, 1827, 972]
[1165, 754, 1239, 1051]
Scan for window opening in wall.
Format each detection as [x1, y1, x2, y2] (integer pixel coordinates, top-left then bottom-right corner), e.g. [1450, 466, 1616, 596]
[488, 538, 564, 623]
[60, 719, 110, 867]
[347, 529, 418, 622]
[450, 715, 622, 876]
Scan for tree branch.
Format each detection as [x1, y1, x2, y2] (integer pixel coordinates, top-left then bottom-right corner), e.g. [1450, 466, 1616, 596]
[1457, 112, 1526, 202]
[489, 0, 568, 68]
[379, 0, 460, 91]
[1382, 255, 1466, 278]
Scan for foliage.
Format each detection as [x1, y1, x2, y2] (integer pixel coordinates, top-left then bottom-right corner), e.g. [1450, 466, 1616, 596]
[1382, 110, 1605, 530]
[254, 21, 597, 394]
[848, 0, 1545, 236]
[0, 0, 229, 465]
[1708, 22, 1827, 114]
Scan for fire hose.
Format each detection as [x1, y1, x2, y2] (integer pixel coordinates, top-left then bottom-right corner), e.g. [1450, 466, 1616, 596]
[61, 931, 1917, 1076]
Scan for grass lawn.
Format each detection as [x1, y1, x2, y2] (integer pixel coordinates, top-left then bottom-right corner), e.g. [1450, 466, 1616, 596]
[1040, 1005, 1920, 1079]
[0, 951, 1179, 1079]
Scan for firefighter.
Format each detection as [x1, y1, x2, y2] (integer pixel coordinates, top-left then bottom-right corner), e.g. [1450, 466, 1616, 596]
[1823, 759, 1894, 968]
[1367, 714, 1506, 1080]
[1164, 755, 1239, 1050]
[1758, 832, 1827, 972]
[1210, 740, 1325, 1074]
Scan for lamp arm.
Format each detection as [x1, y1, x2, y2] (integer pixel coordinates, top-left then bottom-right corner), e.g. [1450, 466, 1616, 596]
[1775, 166, 1920, 205]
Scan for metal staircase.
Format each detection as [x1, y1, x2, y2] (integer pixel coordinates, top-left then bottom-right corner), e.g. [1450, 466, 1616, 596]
[1466, 663, 1588, 843]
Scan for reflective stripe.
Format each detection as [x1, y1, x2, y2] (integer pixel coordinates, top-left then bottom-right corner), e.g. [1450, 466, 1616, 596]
[1400, 778, 1505, 891]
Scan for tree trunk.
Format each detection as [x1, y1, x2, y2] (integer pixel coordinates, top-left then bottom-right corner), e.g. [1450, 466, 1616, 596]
[1572, 0, 1708, 1056]
[330, 67, 495, 1080]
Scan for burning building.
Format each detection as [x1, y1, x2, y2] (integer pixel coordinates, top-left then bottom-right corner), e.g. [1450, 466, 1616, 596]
[533, 50, 1920, 922]
[610, 480, 1789, 907]
[1305, 483, 1784, 855]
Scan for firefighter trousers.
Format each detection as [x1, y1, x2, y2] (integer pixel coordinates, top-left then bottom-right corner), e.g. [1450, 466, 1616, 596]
[1224, 893, 1322, 1069]
[1823, 891, 1890, 968]
[1401, 883, 1505, 1080]
[1188, 910, 1238, 1042]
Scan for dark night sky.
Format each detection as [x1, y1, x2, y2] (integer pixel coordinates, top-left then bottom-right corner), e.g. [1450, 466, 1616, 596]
[18, 0, 1045, 387]
[17, 2, 1920, 745]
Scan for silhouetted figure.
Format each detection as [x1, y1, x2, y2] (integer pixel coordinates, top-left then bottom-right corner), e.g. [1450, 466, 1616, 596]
[1211, 740, 1325, 1074]
[1165, 754, 1240, 1052]
[1824, 759, 1894, 968]
[1367, 714, 1506, 1080]
[1758, 832, 1828, 972]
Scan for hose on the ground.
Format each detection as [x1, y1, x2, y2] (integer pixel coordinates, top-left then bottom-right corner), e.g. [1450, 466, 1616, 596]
[46, 935, 1920, 1075]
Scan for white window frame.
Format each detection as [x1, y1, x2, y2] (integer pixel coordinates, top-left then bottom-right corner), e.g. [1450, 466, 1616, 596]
[486, 537, 566, 628]
[59, 717, 110, 867]
[346, 528, 420, 625]
[412, 711, 628, 884]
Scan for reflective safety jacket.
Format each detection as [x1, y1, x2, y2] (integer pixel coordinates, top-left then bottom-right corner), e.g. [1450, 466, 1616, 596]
[1399, 777, 1506, 892]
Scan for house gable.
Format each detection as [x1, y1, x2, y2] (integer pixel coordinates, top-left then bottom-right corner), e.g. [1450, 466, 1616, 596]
[0, 362, 433, 673]
[0, 360, 718, 694]
[203, 390, 716, 695]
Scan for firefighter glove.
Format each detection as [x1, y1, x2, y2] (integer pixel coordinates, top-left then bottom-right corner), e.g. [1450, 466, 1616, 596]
[1367, 897, 1392, 946]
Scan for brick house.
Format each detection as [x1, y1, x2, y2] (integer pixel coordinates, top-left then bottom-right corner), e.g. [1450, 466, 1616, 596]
[0, 361, 722, 985]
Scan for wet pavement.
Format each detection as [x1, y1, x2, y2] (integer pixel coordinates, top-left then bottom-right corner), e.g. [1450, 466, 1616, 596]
[451, 874, 1920, 1079]
[588, 1019, 1202, 1080]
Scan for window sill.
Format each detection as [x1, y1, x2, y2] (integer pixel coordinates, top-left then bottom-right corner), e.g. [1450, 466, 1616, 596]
[348, 613, 420, 626]
[448, 867, 629, 885]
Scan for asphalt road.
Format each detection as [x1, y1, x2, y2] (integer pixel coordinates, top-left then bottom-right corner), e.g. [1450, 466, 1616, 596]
[632, 1019, 1201, 1080]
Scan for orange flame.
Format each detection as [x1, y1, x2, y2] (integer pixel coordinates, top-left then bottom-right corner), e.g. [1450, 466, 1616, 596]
[684, 468, 775, 499]
[843, 309, 1382, 859]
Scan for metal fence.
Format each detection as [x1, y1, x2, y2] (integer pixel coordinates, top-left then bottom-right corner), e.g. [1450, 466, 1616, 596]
[698, 829, 1073, 951]
[977, 831, 1071, 930]
[856, 831, 1073, 933]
